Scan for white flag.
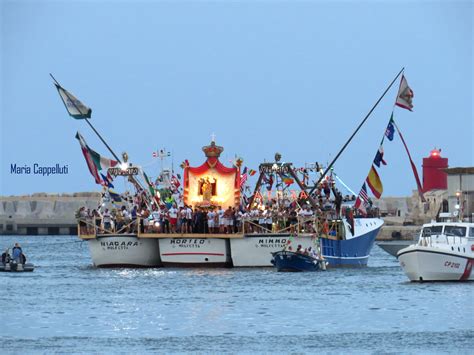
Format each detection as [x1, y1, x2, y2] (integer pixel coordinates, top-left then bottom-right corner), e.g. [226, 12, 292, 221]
[55, 84, 92, 119]
[395, 75, 414, 111]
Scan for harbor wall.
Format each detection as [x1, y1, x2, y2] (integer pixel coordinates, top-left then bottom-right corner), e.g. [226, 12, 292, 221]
[0, 193, 100, 235]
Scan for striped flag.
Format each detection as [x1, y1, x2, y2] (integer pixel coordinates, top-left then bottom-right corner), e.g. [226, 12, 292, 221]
[366, 165, 383, 199]
[240, 167, 248, 188]
[248, 169, 257, 176]
[354, 183, 369, 215]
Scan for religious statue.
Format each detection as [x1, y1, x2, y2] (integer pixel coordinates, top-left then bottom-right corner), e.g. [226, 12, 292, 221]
[202, 178, 213, 202]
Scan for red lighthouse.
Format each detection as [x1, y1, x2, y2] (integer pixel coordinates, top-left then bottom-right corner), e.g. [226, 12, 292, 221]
[422, 148, 448, 192]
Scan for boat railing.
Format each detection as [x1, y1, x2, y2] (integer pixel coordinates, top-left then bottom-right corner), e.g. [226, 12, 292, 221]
[77, 218, 138, 237]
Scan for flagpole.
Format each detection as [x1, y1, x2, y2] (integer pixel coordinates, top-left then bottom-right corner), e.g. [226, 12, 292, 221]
[51, 74, 154, 210]
[50, 73, 123, 164]
[307, 67, 405, 196]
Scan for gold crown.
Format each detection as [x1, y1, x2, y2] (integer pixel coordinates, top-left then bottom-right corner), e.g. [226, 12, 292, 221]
[202, 141, 224, 158]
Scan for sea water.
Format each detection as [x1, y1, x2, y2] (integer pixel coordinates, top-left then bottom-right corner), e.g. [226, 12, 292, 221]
[0, 235, 472, 354]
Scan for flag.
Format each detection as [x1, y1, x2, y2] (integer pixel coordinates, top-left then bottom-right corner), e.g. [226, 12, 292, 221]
[385, 115, 395, 141]
[366, 165, 383, 199]
[152, 151, 157, 158]
[76, 132, 118, 173]
[108, 189, 122, 203]
[171, 175, 181, 189]
[395, 75, 414, 111]
[240, 167, 248, 188]
[354, 182, 369, 215]
[100, 173, 114, 189]
[282, 177, 294, 186]
[373, 145, 387, 168]
[142, 171, 155, 196]
[266, 174, 274, 191]
[248, 169, 257, 176]
[54, 84, 92, 119]
[75, 132, 102, 184]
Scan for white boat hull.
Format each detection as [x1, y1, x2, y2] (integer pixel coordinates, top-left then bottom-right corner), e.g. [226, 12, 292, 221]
[397, 246, 474, 282]
[230, 234, 314, 267]
[88, 235, 161, 267]
[159, 238, 231, 266]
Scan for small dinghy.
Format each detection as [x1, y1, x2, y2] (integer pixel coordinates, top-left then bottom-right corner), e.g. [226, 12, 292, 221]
[0, 262, 35, 272]
[271, 251, 326, 272]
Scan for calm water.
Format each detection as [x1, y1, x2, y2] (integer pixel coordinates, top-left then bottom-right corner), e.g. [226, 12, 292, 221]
[0, 235, 472, 354]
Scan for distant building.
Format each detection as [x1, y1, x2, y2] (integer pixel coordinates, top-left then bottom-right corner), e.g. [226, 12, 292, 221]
[444, 167, 474, 222]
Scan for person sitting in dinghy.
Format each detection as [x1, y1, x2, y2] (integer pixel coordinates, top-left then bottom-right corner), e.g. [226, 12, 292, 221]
[1, 249, 11, 265]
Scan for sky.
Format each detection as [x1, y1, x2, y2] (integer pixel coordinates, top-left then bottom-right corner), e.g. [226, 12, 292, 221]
[0, 0, 472, 197]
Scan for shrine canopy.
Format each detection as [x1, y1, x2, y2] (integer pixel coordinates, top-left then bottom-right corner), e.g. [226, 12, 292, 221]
[182, 140, 241, 209]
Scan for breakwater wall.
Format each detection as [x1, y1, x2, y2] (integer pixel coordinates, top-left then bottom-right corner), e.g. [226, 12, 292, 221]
[0, 193, 100, 235]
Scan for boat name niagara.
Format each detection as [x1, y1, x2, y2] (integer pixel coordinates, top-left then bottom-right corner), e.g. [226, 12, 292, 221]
[101, 241, 139, 250]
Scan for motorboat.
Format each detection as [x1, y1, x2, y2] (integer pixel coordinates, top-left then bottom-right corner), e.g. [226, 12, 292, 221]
[397, 222, 474, 281]
[0, 262, 35, 272]
[271, 250, 327, 272]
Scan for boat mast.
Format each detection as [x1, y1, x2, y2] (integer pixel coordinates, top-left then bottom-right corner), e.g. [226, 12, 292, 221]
[307, 67, 405, 196]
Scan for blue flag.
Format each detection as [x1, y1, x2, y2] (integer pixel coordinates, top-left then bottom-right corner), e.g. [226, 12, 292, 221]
[385, 115, 395, 141]
[100, 173, 114, 189]
[373, 146, 387, 168]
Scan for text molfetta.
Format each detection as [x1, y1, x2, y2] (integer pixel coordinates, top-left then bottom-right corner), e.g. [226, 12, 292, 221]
[10, 163, 69, 176]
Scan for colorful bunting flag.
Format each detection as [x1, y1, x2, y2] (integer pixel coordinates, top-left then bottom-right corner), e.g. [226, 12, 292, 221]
[395, 75, 414, 111]
[100, 173, 114, 189]
[248, 169, 257, 176]
[385, 115, 395, 141]
[366, 165, 383, 199]
[282, 177, 294, 186]
[240, 167, 248, 188]
[373, 145, 387, 168]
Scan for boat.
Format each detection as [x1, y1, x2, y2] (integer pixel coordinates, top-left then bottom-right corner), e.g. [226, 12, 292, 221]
[230, 218, 383, 267]
[81, 231, 161, 268]
[271, 250, 326, 272]
[158, 236, 231, 267]
[397, 222, 474, 281]
[0, 262, 35, 272]
[376, 239, 414, 257]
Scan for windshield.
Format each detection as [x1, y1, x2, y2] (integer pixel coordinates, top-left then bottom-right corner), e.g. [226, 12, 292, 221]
[422, 226, 443, 237]
[444, 225, 467, 237]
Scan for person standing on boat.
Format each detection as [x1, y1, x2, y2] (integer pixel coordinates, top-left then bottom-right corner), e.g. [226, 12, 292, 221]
[102, 209, 112, 231]
[1, 249, 11, 265]
[12, 243, 22, 263]
[168, 204, 178, 233]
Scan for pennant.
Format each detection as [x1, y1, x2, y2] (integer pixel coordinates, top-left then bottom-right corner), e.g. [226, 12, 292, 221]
[100, 173, 114, 189]
[366, 165, 383, 199]
[248, 169, 257, 176]
[373, 145, 387, 168]
[75, 132, 102, 184]
[54, 84, 92, 119]
[395, 75, 414, 111]
[385, 115, 395, 141]
[393, 121, 426, 202]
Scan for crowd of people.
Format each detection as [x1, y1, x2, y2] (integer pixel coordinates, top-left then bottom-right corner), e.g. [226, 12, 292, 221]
[76, 186, 379, 236]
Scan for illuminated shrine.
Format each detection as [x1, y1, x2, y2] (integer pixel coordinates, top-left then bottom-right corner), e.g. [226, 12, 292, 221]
[182, 140, 241, 208]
